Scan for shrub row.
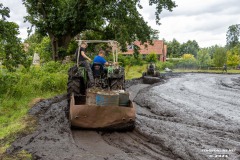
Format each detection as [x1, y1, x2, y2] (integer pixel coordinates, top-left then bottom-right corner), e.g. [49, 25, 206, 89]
[0, 61, 70, 100]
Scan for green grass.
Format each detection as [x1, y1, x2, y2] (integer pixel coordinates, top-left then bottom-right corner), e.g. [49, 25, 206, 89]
[125, 65, 240, 80]
[0, 92, 65, 158]
[125, 64, 147, 79]
[1, 150, 32, 160]
[0, 63, 69, 158]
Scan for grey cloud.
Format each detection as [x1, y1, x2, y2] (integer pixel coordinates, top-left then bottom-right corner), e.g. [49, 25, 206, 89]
[140, 0, 240, 47]
[1, 0, 30, 39]
[160, 0, 240, 18]
[184, 12, 240, 35]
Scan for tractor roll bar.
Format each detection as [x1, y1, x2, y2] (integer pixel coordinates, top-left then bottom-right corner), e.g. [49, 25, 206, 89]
[76, 40, 119, 66]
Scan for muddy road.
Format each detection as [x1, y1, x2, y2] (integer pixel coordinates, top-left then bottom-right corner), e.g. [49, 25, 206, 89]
[7, 73, 240, 160]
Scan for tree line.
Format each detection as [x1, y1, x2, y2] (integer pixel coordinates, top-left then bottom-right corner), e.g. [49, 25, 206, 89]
[1, 1, 240, 71]
[0, 0, 177, 71]
[165, 24, 240, 68]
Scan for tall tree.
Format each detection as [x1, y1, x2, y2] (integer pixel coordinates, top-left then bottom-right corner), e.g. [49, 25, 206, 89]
[213, 47, 227, 67]
[203, 45, 221, 59]
[23, 0, 176, 60]
[226, 24, 240, 49]
[166, 38, 181, 57]
[180, 40, 199, 57]
[197, 49, 211, 69]
[226, 45, 240, 67]
[0, 3, 26, 71]
[24, 32, 43, 56]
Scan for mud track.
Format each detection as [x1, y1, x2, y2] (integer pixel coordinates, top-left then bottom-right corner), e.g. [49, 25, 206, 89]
[7, 73, 240, 160]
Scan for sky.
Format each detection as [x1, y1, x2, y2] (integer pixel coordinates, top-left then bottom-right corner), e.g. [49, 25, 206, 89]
[1, 0, 240, 48]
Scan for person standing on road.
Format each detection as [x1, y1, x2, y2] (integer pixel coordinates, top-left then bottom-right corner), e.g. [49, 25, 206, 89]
[76, 42, 95, 86]
[223, 63, 227, 73]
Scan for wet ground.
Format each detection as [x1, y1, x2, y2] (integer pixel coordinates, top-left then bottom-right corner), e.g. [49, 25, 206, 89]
[6, 73, 240, 160]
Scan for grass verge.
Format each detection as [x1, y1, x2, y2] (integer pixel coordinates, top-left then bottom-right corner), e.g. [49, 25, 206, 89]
[125, 65, 147, 79]
[0, 62, 69, 158]
[125, 65, 240, 80]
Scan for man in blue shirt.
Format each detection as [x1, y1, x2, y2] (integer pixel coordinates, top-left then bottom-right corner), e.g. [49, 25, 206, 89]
[93, 50, 109, 66]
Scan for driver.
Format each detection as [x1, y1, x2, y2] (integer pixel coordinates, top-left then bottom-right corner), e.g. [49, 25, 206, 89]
[93, 50, 109, 66]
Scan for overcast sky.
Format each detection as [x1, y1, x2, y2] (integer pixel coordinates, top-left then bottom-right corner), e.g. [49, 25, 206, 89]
[1, 0, 240, 48]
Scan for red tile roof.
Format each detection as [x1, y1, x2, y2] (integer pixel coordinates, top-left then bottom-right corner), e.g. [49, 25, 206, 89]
[123, 40, 166, 55]
[122, 40, 167, 62]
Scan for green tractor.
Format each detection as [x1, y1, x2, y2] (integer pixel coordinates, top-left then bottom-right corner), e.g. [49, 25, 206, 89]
[142, 62, 161, 84]
[67, 40, 135, 130]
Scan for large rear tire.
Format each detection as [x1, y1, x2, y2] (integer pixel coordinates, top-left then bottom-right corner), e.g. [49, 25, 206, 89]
[155, 71, 160, 77]
[67, 66, 86, 118]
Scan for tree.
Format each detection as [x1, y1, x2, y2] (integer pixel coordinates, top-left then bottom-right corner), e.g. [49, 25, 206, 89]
[23, 0, 176, 60]
[203, 45, 221, 59]
[197, 49, 211, 69]
[35, 37, 52, 62]
[180, 40, 199, 57]
[226, 45, 240, 67]
[213, 47, 227, 67]
[226, 24, 240, 49]
[177, 54, 197, 69]
[182, 54, 196, 60]
[146, 52, 158, 62]
[24, 32, 43, 56]
[0, 3, 27, 71]
[166, 38, 181, 57]
[150, 29, 160, 40]
[133, 44, 140, 59]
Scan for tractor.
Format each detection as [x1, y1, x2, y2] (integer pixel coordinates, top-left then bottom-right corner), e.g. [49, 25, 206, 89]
[142, 62, 161, 84]
[67, 40, 135, 130]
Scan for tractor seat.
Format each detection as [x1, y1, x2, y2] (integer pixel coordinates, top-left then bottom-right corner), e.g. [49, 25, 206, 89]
[91, 62, 104, 77]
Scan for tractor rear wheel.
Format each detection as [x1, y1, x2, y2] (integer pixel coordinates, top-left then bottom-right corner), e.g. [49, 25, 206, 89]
[142, 72, 147, 77]
[67, 78, 81, 96]
[155, 71, 160, 77]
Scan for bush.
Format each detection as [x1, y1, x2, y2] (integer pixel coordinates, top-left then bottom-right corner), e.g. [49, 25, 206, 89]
[41, 61, 62, 73]
[117, 54, 146, 66]
[40, 73, 67, 92]
[156, 61, 174, 70]
[0, 73, 19, 96]
[146, 52, 158, 62]
[0, 62, 69, 99]
[175, 54, 197, 69]
[0, 62, 69, 154]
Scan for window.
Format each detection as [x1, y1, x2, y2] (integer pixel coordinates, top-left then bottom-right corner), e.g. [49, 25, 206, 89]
[127, 44, 134, 50]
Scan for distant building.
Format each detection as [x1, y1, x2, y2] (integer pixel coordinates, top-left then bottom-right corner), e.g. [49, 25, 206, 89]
[122, 40, 167, 62]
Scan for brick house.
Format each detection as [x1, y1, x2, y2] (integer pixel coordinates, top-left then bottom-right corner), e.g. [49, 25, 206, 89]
[122, 40, 167, 62]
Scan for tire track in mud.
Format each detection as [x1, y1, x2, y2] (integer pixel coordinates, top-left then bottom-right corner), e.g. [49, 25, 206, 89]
[132, 73, 240, 160]
[6, 73, 240, 160]
[73, 74, 240, 160]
